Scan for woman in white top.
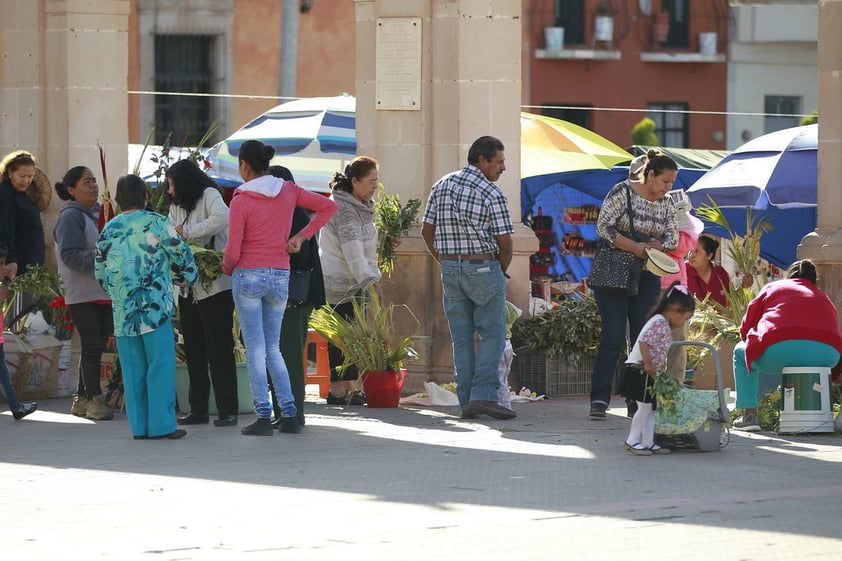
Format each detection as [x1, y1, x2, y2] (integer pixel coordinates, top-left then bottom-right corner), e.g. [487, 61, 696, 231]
[166, 159, 239, 427]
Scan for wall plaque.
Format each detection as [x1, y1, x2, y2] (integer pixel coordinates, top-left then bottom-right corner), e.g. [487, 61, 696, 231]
[375, 18, 422, 111]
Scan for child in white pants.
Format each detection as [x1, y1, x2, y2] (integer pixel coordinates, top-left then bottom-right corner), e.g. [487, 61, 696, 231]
[496, 301, 522, 409]
[620, 282, 695, 455]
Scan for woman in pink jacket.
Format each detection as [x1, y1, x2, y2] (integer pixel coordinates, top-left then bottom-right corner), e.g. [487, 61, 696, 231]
[732, 259, 842, 431]
[223, 140, 337, 436]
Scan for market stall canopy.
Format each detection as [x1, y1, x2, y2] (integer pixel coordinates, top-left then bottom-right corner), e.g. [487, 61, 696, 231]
[520, 112, 633, 179]
[207, 94, 356, 193]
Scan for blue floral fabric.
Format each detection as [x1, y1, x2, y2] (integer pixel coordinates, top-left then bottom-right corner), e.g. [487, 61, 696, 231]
[95, 211, 198, 337]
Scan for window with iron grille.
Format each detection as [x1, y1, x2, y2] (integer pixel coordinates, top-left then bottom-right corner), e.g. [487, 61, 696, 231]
[764, 95, 801, 134]
[663, 0, 689, 49]
[648, 102, 689, 148]
[543, 104, 592, 130]
[154, 34, 216, 146]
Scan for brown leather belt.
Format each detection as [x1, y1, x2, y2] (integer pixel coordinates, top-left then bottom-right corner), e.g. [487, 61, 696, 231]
[439, 253, 495, 264]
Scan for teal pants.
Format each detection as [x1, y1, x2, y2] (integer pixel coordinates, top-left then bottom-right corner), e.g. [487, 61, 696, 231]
[116, 320, 178, 438]
[733, 339, 839, 408]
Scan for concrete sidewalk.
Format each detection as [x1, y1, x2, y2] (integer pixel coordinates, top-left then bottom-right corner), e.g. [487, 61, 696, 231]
[2, 393, 841, 560]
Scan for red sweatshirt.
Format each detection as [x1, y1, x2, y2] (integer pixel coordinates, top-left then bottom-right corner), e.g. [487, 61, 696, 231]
[223, 176, 337, 274]
[740, 277, 842, 379]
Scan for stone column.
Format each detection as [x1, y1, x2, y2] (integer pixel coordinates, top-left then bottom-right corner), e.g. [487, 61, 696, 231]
[0, 0, 130, 266]
[798, 0, 842, 304]
[355, 1, 535, 390]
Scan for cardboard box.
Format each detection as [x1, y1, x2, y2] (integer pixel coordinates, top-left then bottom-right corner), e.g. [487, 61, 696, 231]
[2, 331, 61, 401]
[691, 338, 736, 392]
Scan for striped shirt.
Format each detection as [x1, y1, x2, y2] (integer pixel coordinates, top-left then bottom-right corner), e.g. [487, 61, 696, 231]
[596, 180, 678, 253]
[422, 165, 514, 255]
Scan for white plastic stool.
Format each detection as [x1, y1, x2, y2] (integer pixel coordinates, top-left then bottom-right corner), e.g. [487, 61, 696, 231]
[778, 366, 834, 433]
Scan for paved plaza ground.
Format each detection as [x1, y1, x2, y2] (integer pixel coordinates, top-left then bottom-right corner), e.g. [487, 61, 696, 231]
[2, 391, 841, 560]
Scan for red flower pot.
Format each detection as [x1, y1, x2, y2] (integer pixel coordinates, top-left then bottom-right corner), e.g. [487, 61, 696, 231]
[363, 369, 406, 408]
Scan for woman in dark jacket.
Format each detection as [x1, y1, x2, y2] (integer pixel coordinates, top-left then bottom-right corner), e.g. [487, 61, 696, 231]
[268, 165, 325, 426]
[0, 150, 46, 331]
[0, 150, 45, 280]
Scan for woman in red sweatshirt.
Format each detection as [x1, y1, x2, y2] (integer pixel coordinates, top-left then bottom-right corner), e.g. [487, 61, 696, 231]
[732, 259, 842, 430]
[223, 140, 337, 436]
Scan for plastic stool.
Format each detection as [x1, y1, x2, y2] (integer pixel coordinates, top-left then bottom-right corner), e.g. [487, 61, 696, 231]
[304, 329, 331, 398]
[778, 366, 834, 433]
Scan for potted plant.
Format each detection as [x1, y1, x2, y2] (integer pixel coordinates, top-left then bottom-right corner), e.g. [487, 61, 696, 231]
[544, 2, 565, 51]
[309, 285, 427, 407]
[594, 3, 614, 43]
[510, 294, 601, 397]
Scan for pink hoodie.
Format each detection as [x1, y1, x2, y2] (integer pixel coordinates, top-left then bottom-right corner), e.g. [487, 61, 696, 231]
[223, 176, 337, 274]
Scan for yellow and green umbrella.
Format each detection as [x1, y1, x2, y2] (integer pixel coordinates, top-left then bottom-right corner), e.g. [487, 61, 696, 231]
[520, 112, 632, 179]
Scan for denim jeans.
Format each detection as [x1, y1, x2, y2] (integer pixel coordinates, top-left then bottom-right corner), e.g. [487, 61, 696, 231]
[590, 270, 661, 406]
[0, 344, 22, 412]
[440, 259, 506, 409]
[232, 268, 296, 419]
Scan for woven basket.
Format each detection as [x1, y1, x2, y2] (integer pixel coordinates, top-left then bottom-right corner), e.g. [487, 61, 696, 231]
[26, 167, 52, 211]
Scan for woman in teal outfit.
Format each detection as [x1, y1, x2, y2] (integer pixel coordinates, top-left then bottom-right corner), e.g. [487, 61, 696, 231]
[95, 175, 198, 440]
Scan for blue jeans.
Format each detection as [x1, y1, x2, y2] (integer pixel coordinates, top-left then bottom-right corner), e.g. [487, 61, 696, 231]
[116, 320, 178, 438]
[733, 339, 840, 409]
[232, 268, 296, 419]
[590, 270, 661, 405]
[0, 344, 23, 412]
[440, 259, 506, 409]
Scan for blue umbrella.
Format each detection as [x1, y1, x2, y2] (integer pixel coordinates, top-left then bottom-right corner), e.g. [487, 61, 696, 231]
[684, 124, 818, 268]
[686, 124, 817, 209]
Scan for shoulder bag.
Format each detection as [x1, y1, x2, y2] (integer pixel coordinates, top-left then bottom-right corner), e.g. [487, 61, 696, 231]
[586, 185, 646, 296]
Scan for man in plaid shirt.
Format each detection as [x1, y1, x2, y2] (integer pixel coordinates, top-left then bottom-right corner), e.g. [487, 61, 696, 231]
[421, 136, 516, 420]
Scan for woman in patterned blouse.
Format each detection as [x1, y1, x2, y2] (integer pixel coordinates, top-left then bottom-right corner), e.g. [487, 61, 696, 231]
[588, 150, 679, 420]
[95, 175, 198, 440]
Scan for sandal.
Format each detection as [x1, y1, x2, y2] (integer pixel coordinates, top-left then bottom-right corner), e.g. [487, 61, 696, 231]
[649, 444, 671, 455]
[626, 442, 652, 456]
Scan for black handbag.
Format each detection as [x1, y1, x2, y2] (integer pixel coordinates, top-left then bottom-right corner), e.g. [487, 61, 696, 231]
[287, 269, 312, 307]
[587, 185, 645, 295]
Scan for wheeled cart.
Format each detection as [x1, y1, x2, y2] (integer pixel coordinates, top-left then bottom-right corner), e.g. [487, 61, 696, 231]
[654, 341, 729, 452]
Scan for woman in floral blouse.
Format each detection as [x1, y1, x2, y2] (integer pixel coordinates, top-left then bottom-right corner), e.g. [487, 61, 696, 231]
[95, 174, 198, 440]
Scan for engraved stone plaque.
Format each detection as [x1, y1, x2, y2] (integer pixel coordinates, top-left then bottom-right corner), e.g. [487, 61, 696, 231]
[376, 18, 422, 111]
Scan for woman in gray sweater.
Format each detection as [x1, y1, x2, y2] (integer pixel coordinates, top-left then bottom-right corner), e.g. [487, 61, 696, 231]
[54, 166, 114, 421]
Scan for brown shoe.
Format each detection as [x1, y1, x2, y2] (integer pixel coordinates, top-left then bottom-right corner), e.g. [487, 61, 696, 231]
[71, 394, 89, 417]
[86, 394, 114, 421]
[464, 400, 517, 420]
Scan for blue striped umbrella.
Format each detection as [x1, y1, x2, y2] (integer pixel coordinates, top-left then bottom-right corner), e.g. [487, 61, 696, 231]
[208, 95, 356, 193]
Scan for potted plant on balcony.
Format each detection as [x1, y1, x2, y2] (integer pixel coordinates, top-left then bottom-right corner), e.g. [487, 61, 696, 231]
[309, 285, 427, 408]
[594, 3, 614, 43]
